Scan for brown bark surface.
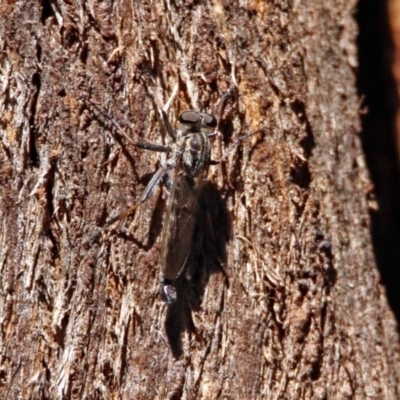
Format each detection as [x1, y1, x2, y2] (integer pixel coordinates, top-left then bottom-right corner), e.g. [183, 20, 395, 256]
[1, 1, 400, 399]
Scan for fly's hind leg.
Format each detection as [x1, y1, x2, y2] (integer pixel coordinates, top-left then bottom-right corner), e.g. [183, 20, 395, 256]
[88, 164, 168, 244]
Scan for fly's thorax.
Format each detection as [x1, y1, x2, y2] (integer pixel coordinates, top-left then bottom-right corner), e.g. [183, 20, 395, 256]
[176, 111, 216, 177]
[177, 132, 210, 177]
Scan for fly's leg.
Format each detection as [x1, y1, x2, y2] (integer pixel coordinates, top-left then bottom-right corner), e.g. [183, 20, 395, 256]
[161, 284, 177, 305]
[86, 87, 178, 244]
[213, 86, 238, 125]
[88, 165, 168, 243]
[145, 78, 179, 142]
[216, 128, 266, 162]
[204, 86, 239, 169]
[88, 100, 171, 153]
[202, 86, 265, 165]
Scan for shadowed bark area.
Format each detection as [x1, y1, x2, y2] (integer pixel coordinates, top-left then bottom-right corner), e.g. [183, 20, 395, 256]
[357, 0, 400, 327]
[1, 1, 400, 399]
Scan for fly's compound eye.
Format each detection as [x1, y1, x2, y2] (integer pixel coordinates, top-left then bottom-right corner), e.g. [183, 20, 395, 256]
[179, 111, 201, 125]
[201, 113, 217, 129]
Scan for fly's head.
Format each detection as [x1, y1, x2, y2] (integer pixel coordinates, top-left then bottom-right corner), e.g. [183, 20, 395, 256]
[176, 111, 217, 177]
[177, 111, 217, 136]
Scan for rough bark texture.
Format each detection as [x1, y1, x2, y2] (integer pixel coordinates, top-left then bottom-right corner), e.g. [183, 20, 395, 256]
[1, 1, 400, 399]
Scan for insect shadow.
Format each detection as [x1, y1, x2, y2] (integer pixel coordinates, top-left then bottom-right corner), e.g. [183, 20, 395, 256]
[164, 180, 230, 358]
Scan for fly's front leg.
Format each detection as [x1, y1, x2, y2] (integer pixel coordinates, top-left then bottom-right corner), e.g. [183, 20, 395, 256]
[88, 165, 168, 243]
[208, 128, 265, 191]
[87, 99, 171, 153]
[210, 87, 266, 162]
[204, 86, 239, 163]
[212, 129, 266, 163]
[145, 79, 179, 142]
[213, 86, 238, 124]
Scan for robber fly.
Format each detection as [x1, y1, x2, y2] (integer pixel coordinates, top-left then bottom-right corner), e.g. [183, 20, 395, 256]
[89, 92, 221, 304]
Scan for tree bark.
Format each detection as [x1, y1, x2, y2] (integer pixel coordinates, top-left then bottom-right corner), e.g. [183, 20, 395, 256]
[1, 1, 400, 399]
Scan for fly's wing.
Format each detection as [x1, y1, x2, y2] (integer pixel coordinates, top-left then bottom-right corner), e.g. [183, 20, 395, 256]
[160, 165, 207, 282]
